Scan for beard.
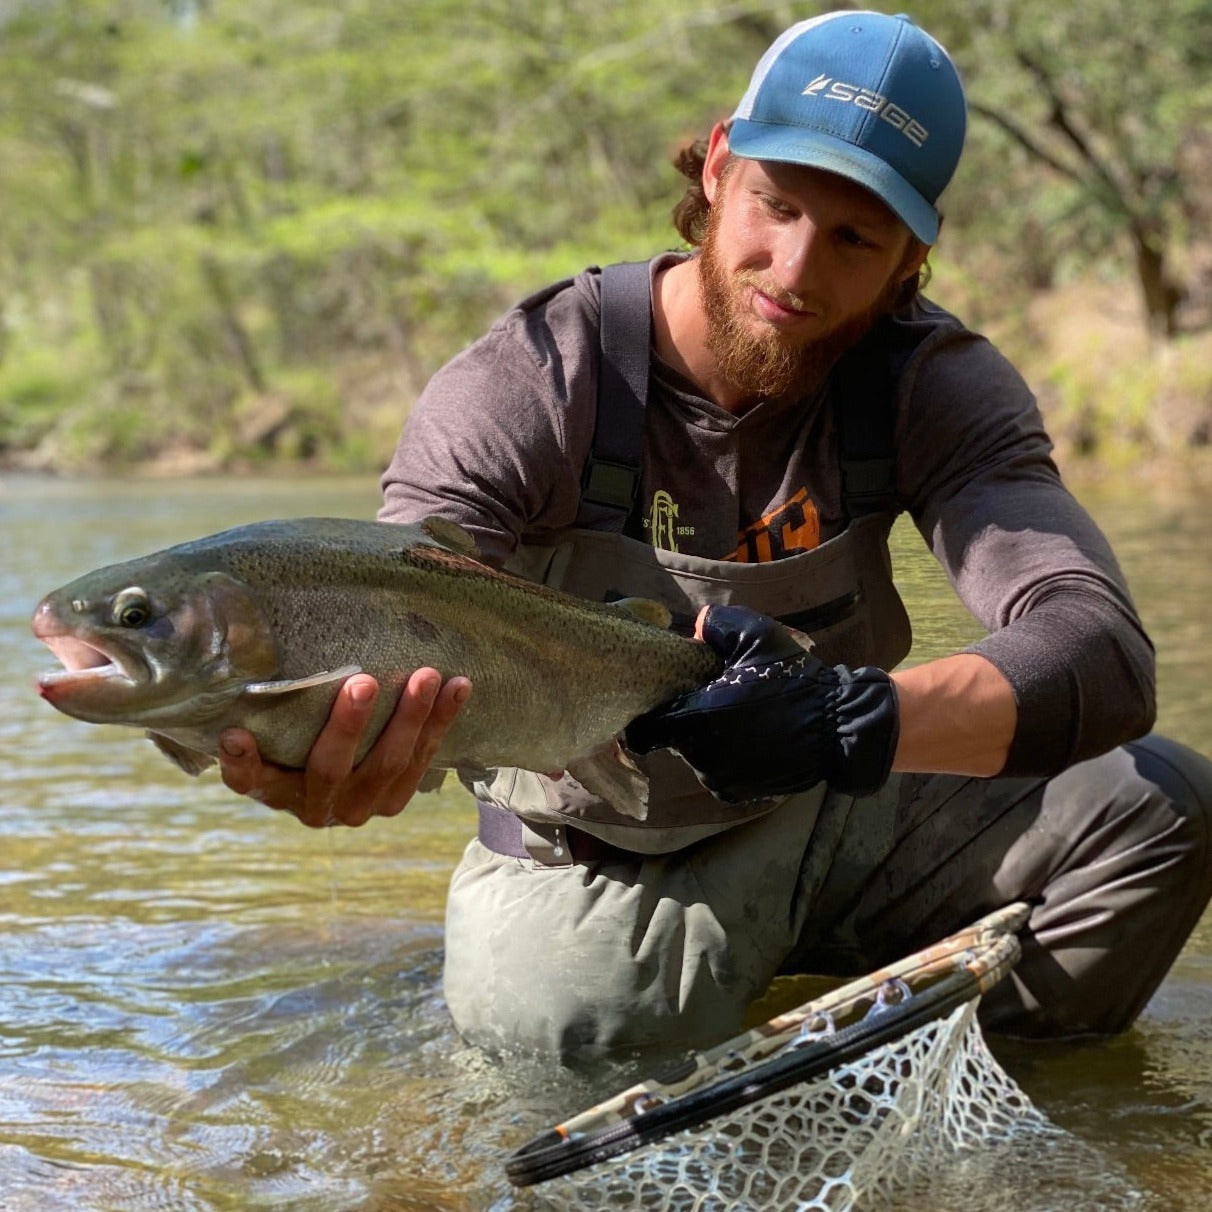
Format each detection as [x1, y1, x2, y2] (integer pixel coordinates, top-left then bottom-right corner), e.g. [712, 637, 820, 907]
[697, 199, 902, 404]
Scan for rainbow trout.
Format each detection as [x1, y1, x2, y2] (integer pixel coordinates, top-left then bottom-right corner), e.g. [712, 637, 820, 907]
[31, 516, 721, 819]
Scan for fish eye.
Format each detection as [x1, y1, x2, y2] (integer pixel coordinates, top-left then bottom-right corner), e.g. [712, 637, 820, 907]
[112, 587, 152, 629]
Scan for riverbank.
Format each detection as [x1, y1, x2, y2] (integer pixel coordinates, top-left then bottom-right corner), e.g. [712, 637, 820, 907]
[3, 280, 1210, 479]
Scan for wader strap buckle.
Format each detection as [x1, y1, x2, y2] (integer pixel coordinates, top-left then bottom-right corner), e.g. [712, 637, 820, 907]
[476, 800, 637, 868]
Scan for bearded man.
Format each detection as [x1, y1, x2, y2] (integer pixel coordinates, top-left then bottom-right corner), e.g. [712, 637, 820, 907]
[218, 12, 1212, 1059]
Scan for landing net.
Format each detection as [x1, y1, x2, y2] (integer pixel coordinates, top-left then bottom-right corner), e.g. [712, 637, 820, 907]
[506, 903, 1057, 1211]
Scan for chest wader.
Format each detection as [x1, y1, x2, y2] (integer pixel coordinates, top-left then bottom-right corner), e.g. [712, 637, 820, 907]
[444, 263, 935, 1054]
[447, 265, 1212, 1054]
[470, 261, 928, 861]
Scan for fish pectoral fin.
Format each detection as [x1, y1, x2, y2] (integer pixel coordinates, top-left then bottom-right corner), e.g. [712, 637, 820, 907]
[608, 597, 672, 629]
[243, 665, 363, 695]
[147, 731, 216, 776]
[565, 742, 650, 821]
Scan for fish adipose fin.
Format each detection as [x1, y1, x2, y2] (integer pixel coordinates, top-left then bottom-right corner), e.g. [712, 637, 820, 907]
[420, 516, 481, 558]
[566, 742, 650, 821]
[148, 731, 216, 776]
[243, 665, 363, 695]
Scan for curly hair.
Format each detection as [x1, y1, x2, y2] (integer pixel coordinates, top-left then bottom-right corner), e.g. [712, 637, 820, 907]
[670, 135, 931, 306]
[670, 135, 716, 247]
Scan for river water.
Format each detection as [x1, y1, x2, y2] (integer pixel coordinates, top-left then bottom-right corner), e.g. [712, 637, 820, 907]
[1, 472, 1210, 1210]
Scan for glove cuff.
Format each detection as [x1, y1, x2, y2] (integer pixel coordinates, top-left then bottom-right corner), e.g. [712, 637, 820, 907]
[828, 667, 899, 797]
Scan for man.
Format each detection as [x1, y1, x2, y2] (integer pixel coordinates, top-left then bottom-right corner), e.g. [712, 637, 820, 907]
[218, 12, 1212, 1057]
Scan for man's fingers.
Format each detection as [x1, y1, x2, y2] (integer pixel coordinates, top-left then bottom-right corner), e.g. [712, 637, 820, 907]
[378, 676, 472, 817]
[366, 668, 441, 772]
[294, 674, 376, 818]
[306, 675, 380, 776]
[364, 669, 469, 774]
[218, 670, 471, 829]
[353, 672, 470, 821]
[218, 728, 266, 797]
[314, 670, 469, 825]
[699, 604, 809, 665]
[218, 728, 315, 822]
[227, 674, 377, 828]
[410, 675, 471, 768]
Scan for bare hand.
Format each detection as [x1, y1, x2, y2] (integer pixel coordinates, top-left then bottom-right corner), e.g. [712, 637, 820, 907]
[217, 668, 471, 828]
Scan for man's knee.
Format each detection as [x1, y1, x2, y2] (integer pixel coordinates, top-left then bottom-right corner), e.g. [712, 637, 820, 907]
[1118, 733, 1212, 896]
[983, 734, 1212, 1038]
[1124, 733, 1212, 822]
[1044, 733, 1212, 885]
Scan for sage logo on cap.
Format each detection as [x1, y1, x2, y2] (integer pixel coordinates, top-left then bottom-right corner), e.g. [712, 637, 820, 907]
[801, 73, 929, 148]
[729, 11, 967, 243]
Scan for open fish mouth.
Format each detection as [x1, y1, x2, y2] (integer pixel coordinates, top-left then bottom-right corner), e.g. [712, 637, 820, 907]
[36, 635, 138, 691]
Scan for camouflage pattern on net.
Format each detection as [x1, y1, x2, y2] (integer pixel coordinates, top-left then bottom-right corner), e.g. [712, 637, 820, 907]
[549, 901, 1030, 1142]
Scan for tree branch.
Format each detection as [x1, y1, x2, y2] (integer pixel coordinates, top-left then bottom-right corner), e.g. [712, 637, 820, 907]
[967, 100, 1085, 187]
[1010, 45, 1135, 216]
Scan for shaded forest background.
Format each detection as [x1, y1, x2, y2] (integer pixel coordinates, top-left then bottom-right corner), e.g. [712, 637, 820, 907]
[2, 0, 1211, 475]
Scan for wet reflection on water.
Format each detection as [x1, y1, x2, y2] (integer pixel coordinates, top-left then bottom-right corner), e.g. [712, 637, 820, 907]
[1, 472, 1209, 1209]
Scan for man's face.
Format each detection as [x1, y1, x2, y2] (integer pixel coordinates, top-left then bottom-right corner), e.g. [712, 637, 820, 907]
[697, 151, 925, 401]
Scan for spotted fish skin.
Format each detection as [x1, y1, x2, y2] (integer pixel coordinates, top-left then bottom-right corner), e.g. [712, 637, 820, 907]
[32, 517, 722, 818]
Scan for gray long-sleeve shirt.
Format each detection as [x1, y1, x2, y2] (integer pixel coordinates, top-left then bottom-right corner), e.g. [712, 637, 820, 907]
[381, 256, 1155, 775]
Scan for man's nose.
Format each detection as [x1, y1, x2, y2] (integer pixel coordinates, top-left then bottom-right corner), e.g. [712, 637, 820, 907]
[772, 220, 822, 294]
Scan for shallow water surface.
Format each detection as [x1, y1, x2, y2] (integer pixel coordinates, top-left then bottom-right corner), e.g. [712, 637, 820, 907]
[1, 473, 1210, 1210]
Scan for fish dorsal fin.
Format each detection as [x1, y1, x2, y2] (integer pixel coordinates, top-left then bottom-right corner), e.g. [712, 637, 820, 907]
[608, 597, 672, 629]
[244, 664, 363, 695]
[420, 516, 480, 558]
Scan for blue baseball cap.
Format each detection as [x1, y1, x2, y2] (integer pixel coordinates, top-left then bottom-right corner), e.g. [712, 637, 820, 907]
[729, 11, 967, 244]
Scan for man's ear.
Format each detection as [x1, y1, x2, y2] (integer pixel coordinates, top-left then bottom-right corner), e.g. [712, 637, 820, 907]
[900, 211, 944, 281]
[702, 123, 732, 205]
[899, 237, 931, 283]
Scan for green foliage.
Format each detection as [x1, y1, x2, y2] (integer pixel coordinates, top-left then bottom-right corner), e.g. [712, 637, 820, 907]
[0, 0, 1209, 470]
[923, 0, 1212, 333]
[0, 346, 98, 454]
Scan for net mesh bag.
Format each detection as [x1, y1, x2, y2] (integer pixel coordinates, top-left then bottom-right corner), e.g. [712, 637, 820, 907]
[507, 904, 1061, 1212]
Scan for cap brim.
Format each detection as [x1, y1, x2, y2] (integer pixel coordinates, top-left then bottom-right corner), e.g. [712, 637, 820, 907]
[728, 119, 940, 244]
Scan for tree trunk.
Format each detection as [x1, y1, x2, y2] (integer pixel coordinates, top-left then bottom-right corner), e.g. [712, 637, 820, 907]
[199, 254, 267, 393]
[1130, 221, 1183, 340]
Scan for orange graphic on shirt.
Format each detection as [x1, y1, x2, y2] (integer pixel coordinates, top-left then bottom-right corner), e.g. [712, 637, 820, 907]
[727, 487, 820, 562]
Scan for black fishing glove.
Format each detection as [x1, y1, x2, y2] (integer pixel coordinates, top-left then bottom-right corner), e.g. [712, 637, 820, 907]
[625, 604, 899, 804]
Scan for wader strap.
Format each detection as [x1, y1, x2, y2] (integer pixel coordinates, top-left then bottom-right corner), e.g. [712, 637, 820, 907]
[477, 800, 639, 867]
[576, 261, 652, 533]
[833, 321, 897, 519]
[833, 315, 922, 520]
